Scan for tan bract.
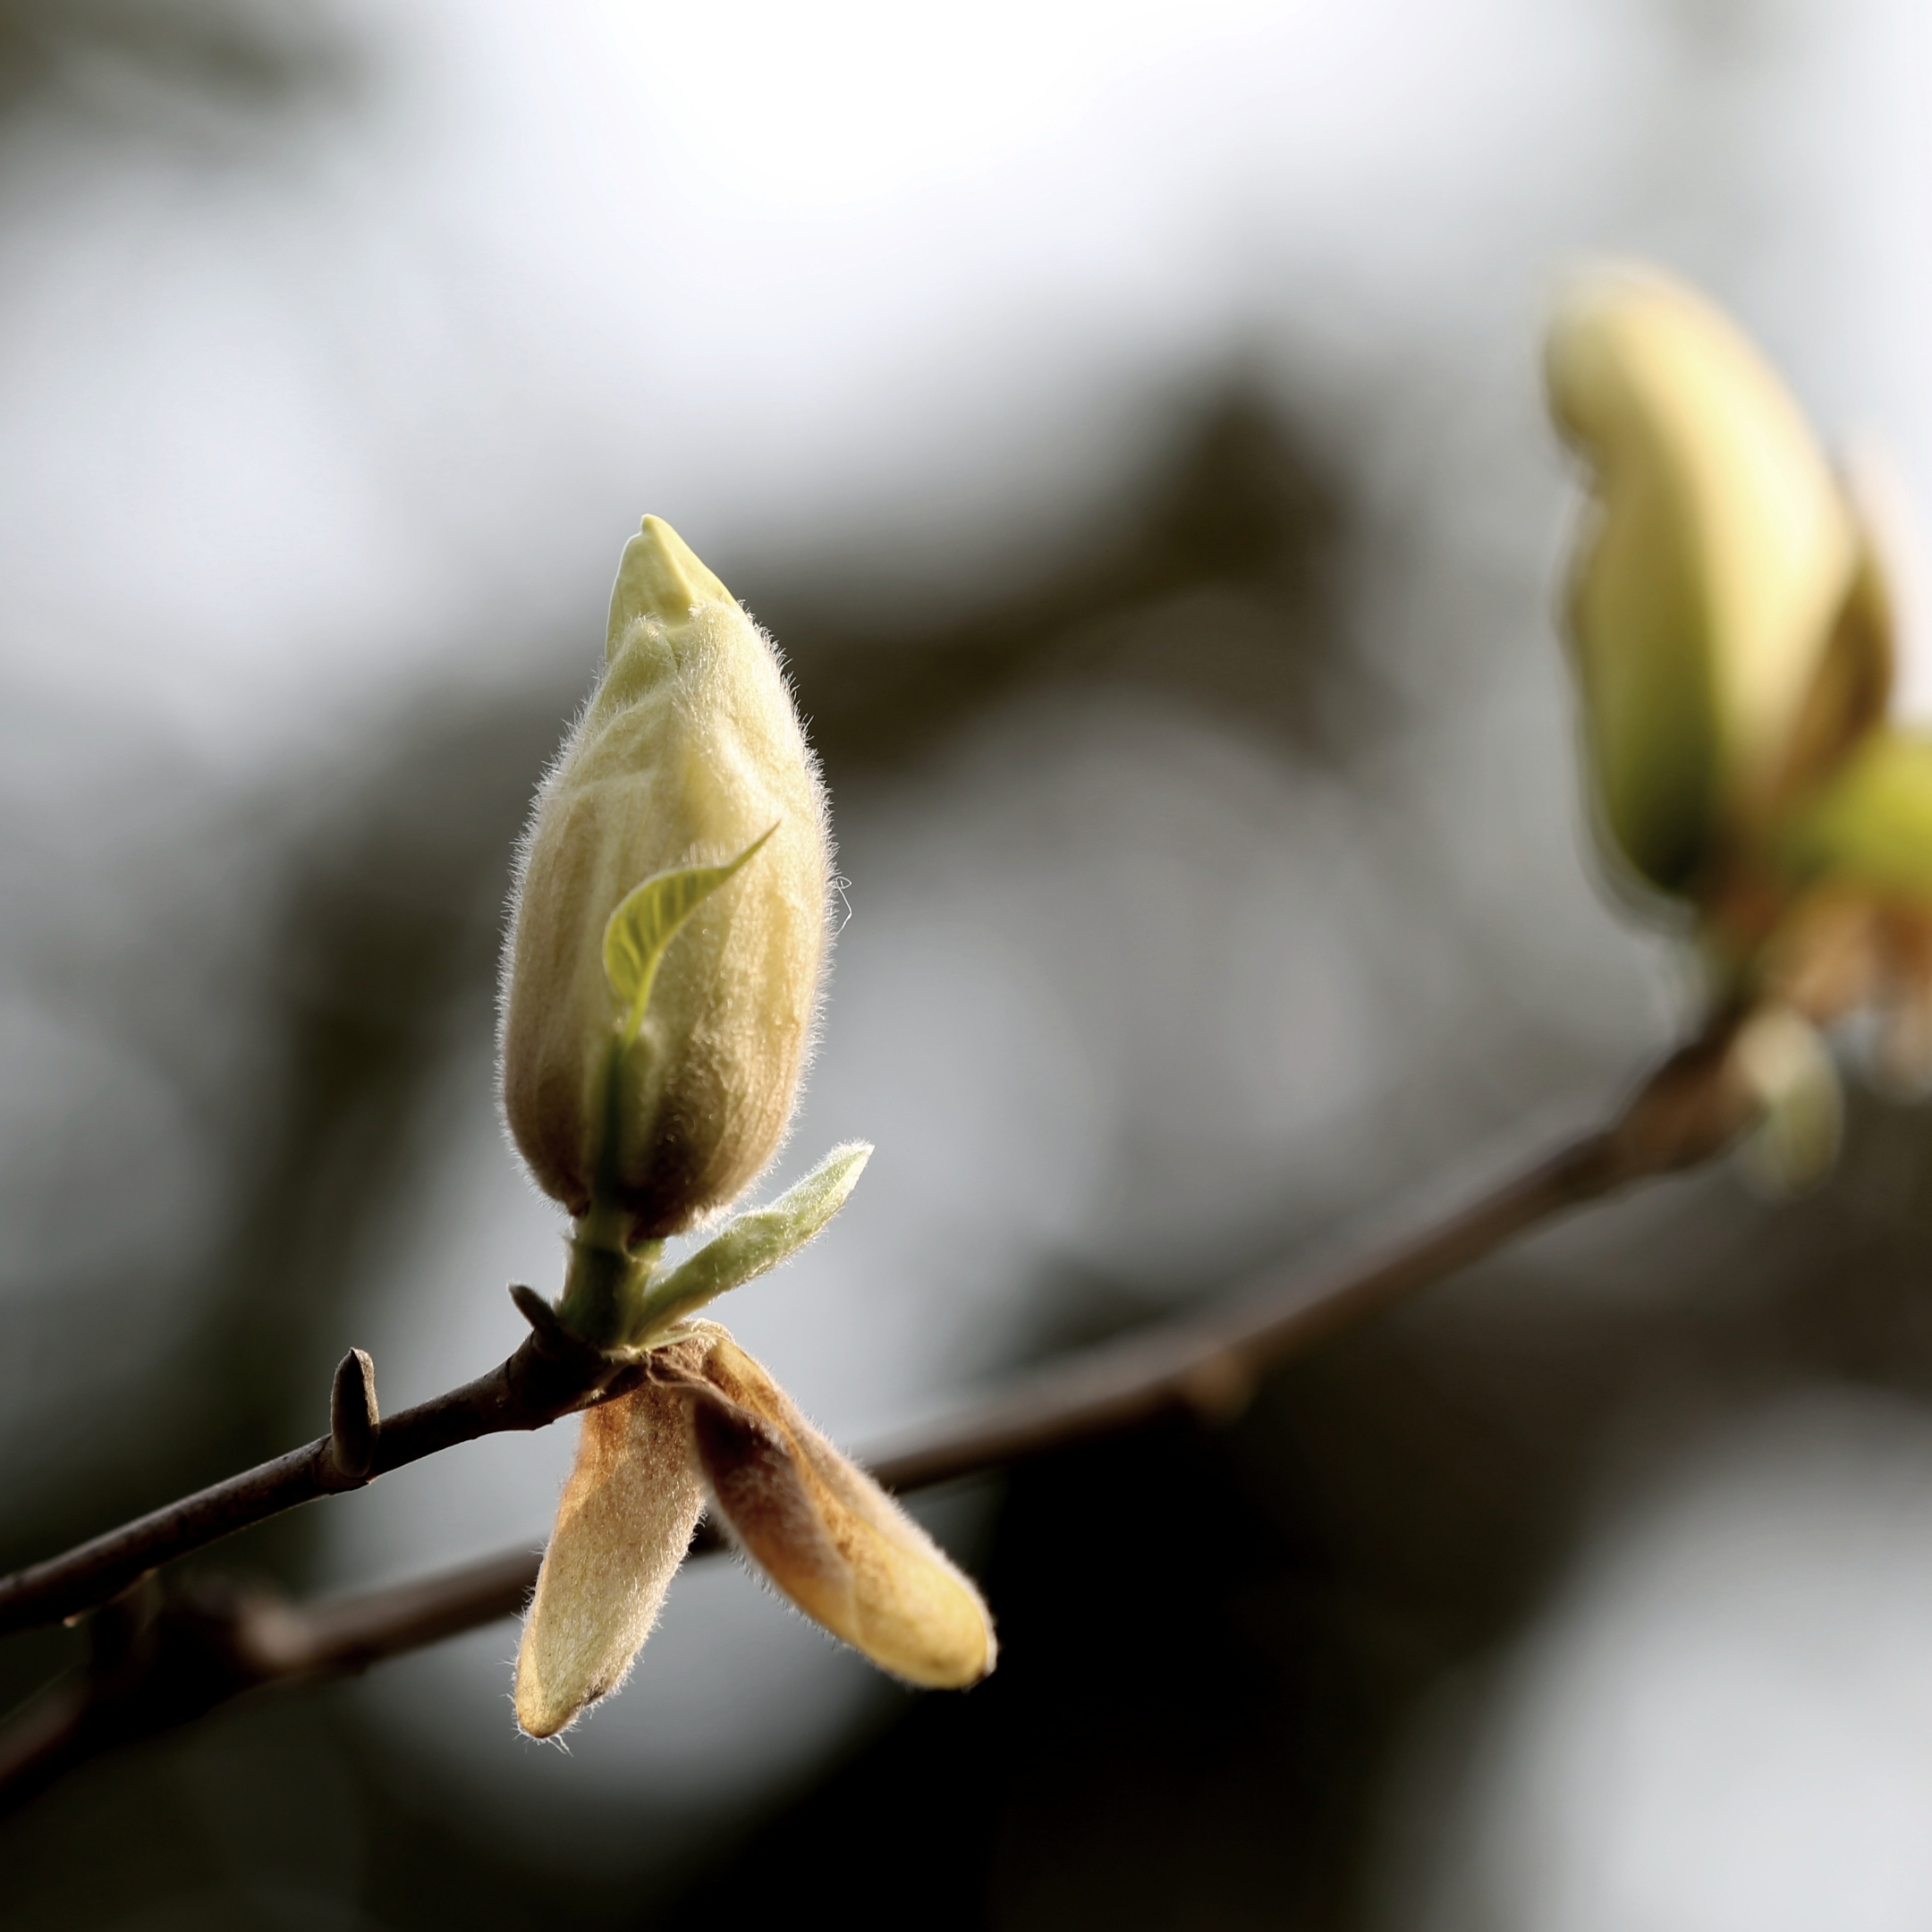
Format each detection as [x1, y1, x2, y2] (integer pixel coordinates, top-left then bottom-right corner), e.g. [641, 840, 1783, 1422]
[513, 1326, 996, 1739]
[692, 1335, 997, 1690]
[500, 517, 833, 1236]
[513, 1340, 710, 1739]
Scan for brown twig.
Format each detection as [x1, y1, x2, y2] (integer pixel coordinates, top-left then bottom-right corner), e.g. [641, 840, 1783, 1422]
[0, 1285, 643, 1639]
[0, 1022, 1764, 1817]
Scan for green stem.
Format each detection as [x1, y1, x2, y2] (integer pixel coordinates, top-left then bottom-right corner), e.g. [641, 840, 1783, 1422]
[555, 1036, 664, 1346]
[556, 1227, 659, 1348]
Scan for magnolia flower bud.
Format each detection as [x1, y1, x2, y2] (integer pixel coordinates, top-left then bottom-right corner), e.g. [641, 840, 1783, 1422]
[1546, 267, 1867, 897]
[500, 518, 833, 1238]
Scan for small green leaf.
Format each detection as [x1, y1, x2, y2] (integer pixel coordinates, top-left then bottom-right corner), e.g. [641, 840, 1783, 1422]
[603, 826, 775, 1041]
[629, 1142, 872, 1343]
[1776, 733, 1932, 902]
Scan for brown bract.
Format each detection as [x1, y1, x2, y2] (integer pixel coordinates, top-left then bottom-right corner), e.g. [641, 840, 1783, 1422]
[513, 1335, 711, 1740]
[513, 1325, 996, 1739]
[691, 1335, 997, 1690]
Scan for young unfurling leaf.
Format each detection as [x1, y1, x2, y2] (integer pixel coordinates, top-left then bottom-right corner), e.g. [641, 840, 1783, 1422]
[603, 831, 777, 1046]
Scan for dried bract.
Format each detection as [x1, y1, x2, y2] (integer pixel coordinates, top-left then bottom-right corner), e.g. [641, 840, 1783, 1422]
[512, 1324, 995, 1739]
[691, 1335, 996, 1690]
[513, 1339, 710, 1739]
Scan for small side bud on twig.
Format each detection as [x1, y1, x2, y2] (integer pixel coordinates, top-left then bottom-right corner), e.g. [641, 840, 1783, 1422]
[329, 1350, 379, 1482]
[1731, 1004, 1843, 1193]
[1606, 1002, 1842, 1191]
[508, 1283, 576, 1353]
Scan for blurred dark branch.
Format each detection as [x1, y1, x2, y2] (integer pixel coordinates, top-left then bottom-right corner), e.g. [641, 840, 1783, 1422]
[0, 0, 360, 126]
[782, 395, 1371, 777]
[0, 1018, 1767, 1818]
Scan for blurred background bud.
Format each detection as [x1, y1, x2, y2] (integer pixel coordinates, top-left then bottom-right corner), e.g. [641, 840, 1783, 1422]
[1547, 266, 1865, 903]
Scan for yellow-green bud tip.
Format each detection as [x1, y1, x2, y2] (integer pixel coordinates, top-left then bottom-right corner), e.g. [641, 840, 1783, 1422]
[606, 516, 733, 658]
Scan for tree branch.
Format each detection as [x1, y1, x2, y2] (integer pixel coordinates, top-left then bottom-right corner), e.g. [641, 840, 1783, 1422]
[0, 1021, 1761, 1816]
[0, 1283, 648, 1638]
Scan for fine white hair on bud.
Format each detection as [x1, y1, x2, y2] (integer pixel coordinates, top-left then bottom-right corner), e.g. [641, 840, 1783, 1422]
[499, 517, 835, 1239]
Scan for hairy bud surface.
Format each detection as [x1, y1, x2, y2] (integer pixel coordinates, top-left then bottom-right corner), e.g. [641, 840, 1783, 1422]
[500, 518, 832, 1237]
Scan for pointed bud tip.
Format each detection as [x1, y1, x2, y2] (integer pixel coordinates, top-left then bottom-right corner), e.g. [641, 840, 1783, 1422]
[1545, 262, 1733, 436]
[607, 516, 733, 651]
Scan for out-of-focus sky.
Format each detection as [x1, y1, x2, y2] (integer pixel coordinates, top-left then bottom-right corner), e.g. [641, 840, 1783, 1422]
[9, 1, 1932, 1923]
[14, 0, 1929, 759]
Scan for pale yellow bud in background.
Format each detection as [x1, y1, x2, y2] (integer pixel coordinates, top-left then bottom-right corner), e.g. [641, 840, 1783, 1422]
[500, 518, 833, 1237]
[692, 1335, 996, 1690]
[1546, 267, 1867, 896]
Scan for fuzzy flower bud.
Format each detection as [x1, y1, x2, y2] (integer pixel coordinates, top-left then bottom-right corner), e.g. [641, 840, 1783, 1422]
[1546, 267, 1870, 897]
[500, 518, 832, 1239]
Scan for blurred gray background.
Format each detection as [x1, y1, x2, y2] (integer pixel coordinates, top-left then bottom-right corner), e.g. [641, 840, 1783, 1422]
[5, 1, 1932, 1927]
